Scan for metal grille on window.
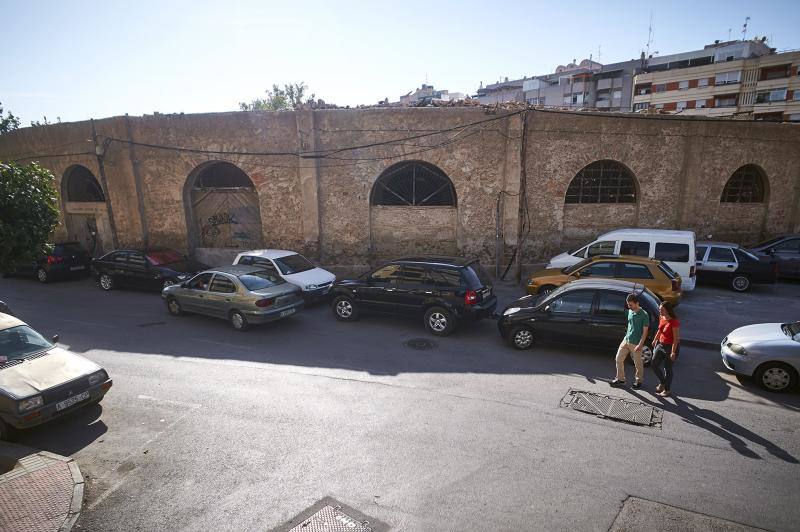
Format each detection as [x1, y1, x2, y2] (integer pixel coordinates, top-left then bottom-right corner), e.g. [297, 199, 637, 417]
[565, 160, 636, 204]
[371, 161, 456, 206]
[721, 165, 765, 203]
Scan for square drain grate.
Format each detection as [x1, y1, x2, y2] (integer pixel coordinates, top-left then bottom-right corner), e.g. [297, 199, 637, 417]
[273, 497, 388, 532]
[560, 389, 663, 428]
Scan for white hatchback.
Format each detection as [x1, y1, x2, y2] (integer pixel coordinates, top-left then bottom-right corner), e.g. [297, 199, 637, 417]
[233, 250, 336, 300]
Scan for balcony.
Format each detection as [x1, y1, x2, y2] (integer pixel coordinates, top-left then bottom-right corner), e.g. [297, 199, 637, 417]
[759, 64, 791, 81]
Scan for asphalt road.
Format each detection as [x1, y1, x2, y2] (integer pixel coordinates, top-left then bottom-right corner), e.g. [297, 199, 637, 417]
[2, 276, 799, 531]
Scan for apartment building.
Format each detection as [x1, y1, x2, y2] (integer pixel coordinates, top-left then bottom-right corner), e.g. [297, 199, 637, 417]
[632, 39, 800, 121]
[399, 84, 466, 106]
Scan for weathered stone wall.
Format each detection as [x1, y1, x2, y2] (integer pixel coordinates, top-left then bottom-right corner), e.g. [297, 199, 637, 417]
[1, 108, 798, 271]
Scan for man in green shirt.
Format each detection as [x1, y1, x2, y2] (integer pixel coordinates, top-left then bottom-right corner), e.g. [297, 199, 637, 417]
[610, 293, 649, 389]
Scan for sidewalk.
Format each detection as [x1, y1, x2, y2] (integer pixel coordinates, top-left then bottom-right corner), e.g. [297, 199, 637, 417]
[0, 442, 83, 532]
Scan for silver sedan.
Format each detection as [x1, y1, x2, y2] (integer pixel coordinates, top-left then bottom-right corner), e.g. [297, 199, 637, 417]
[162, 265, 304, 331]
[721, 321, 800, 392]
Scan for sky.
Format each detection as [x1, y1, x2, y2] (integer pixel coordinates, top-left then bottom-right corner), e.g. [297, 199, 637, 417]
[2, 0, 799, 125]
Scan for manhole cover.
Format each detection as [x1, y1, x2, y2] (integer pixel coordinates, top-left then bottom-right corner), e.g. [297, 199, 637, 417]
[560, 389, 663, 428]
[404, 338, 437, 350]
[272, 497, 388, 532]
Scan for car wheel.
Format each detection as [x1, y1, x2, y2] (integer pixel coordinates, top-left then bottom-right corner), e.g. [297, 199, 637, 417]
[0, 419, 11, 441]
[99, 273, 114, 291]
[36, 268, 49, 283]
[730, 274, 750, 292]
[166, 297, 183, 316]
[162, 278, 176, 291]
[230, 310, 249, 331]
[539, 285, 557, 295]
[641, 345, 653, 366]
[754, 362, 797, 393]
[508, 325, 535, 350]
[333, 296, 359, 321]
[424, 306, 455, 336]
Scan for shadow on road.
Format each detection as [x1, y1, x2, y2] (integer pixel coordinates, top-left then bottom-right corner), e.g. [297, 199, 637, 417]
[14, 404, 108, 456]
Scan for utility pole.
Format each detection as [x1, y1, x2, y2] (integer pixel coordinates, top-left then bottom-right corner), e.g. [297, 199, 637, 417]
[90, 119, 119, 248]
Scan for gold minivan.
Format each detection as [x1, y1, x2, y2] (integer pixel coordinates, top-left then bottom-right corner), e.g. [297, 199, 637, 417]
[526, 255, 682, 305]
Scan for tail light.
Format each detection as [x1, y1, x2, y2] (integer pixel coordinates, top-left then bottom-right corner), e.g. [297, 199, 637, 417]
[46, 255, 64, 265]
[671, 279, 680, 292]
[255, 298, 275, 308]
[689, 265, 696, 278]
[464, 289, 478, 305]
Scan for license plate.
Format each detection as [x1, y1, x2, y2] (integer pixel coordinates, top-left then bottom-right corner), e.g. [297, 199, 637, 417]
[280, 308, 295, 318]
[70, 266, 85, 271]
[56, 390, 90, 411]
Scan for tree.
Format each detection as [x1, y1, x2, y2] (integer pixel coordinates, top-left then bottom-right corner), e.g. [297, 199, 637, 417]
[0, 162, 60, 273]
[0, 102, 20, 134]
[239, 82, 316, 111]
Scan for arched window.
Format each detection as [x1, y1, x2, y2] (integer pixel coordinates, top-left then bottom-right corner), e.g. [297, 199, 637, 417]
[64, 165, 105, 202]
[565, 160, 636, 204]
[371, 161, 456, 206]
[721, 165, 766, 203]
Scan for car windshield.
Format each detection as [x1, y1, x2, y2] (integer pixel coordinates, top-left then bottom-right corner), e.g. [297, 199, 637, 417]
[273, 254, 315, 275]
[238, 269, 285, 291]
[147, 249, 184, 265]
[0, 325, 53, 364]
[563, 258, 593, 275]
[781, 322, 800, 340]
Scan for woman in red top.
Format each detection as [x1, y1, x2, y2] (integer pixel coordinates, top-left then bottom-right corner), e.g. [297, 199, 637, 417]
[651, 301, 680, 397]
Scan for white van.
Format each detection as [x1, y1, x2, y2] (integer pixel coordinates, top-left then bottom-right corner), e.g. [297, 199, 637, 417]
[547, 229, 697, 291]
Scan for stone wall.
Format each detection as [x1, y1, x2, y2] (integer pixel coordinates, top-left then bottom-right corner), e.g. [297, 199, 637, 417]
[1, 108, 798, 271]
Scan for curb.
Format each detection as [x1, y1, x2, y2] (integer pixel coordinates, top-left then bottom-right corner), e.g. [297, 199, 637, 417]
[682, 338, 719, 350]
[0, 442, 84, 532]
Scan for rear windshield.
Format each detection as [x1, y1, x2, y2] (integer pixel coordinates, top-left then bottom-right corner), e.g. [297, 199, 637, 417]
[273, 254, 314, 275]
[733, 248, 759, 262]
[654, 243, 690, 263]
[147, 249, 184, 265]
[657, 262, 678, 279]
[563, 258, 593, 275]
[238, 269, 285, 291]
[751, 237, 783, 249]
[0, 325, 53, 363]
[54, 243, 85, 256]
[462, 262, 491, 289]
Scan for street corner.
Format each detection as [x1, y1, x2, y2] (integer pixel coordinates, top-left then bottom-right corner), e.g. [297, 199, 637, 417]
[0, 442, 84, 532]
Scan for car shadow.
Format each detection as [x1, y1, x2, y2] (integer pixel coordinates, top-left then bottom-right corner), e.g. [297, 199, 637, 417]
[13, 404, 108, 456]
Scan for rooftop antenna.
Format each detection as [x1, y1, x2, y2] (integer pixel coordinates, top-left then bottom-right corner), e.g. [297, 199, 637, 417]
[727, 28, 732, 41]
[645, 10, 654, 57]
[597, 44, 602, 63]
[742, 16, 750, 40]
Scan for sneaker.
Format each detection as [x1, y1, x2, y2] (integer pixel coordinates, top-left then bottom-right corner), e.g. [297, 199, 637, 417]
[609, 379, 625, 387]
[656, 384, 664, 393]
[632, 381, 642, 389]
[658, 390, 671, 397]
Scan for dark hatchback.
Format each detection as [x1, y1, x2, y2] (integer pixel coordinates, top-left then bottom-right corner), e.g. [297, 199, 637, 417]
[747, 234, 800, 279]
[497, 279, 660, 362]
[330, 256, 497, 336]
[695, 241, 778, 291]
[4, 242, 91, 283]
[92, 247, 208, 292]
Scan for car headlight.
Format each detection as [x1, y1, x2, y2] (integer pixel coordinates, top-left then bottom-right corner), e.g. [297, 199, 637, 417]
[728, 343, 748, 355]
[305, 284, 318, 291]
[18, 395, 43, 413]
[88, 370, 108, 386]
[526, 279, 535, 286]
[503, 307, 522, 316]
[176, 274, 189, 281]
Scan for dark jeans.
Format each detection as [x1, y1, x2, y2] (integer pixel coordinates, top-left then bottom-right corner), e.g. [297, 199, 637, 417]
[651, 343, 674, 391]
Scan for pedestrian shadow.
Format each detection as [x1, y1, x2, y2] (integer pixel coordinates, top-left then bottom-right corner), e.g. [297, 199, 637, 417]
[629, 390, 798, 463]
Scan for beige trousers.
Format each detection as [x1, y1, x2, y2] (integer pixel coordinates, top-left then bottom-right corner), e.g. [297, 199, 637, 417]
[615, 341, 644, 383]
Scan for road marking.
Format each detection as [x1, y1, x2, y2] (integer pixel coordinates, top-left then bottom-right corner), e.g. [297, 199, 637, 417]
[137, 394, 202, 409]
[61, 319, 115, 329]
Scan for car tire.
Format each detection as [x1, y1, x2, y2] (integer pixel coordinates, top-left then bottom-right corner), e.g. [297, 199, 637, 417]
[508, 325, 535, 350]
[99, 273, 114, 291]
[754, 362, 797, 393]
[166, 297, 183, 316]
[333, 296, 359, 321]
[0, 419, 11, 441]
[539, 285, 557, 295]
[36, 268, 49, 283]
[625, 346, 653, 367]
[229, 310, 249, 331]
[424, 306, 456, 336]
[730, 274, 750, 292]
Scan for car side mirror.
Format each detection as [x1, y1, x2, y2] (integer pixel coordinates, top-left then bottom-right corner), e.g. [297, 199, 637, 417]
[51, 334, 59, 344]
[767, 248, 775, 255]
[543, 305, 551, 313]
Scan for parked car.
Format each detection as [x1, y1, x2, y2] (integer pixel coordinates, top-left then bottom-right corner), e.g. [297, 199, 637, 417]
[330, 256, 497, 336]
[695, 241, 778, 291]
[92, 247, 208, 292]
[162, 265, 304, 331]
[547, 229, 697, 291]
[526, 255, 682, 305]
[721, 321, 800, 393]
[747, 235, 800, 279]
[3, 242, 91, 283]
[0, 312, 112, 440]
[498, 279, 660, 363]
[232, 249, 336, 301]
